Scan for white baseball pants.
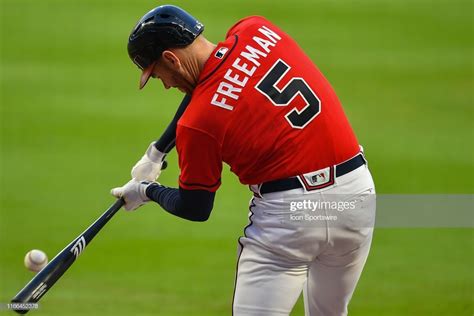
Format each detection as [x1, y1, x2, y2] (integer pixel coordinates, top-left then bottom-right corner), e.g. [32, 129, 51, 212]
[232, 164, 376, 315]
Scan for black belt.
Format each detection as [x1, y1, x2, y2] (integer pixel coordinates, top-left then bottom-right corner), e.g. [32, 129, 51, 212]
[259, 153, 366, 195]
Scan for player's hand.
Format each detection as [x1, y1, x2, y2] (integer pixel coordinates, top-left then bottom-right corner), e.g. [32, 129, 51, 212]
[131, 142, 166, 181]
[110, 179, 154, 211]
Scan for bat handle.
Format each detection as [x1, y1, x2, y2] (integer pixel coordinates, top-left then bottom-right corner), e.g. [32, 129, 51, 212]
[110, 198, 125, 213]
[102, 198, 125, 221]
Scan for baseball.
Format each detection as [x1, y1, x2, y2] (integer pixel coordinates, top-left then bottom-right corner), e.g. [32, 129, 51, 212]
[24, 249, 48, 272]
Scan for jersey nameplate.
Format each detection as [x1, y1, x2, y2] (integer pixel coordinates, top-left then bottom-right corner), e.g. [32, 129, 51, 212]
[211, 25, 282, 111]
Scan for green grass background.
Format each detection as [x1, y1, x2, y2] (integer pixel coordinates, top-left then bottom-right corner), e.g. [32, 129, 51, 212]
[1, 0, 472, 315]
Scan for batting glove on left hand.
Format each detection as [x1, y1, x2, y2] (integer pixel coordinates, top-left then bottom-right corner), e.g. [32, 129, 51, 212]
[131, 142, 166, 181]
[110, 180, 154, 211]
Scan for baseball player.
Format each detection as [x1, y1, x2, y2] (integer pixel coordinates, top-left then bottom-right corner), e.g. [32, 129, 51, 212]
[112, 5, 376, 316]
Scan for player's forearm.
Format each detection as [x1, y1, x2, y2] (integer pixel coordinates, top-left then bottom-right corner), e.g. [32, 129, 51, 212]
[145, 184, 215, 221]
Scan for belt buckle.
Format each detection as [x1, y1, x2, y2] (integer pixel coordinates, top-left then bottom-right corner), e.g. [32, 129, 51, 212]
[297, 166, 335, 192]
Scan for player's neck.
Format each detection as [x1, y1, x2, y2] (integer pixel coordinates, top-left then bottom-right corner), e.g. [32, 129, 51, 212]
[180, 36, 216, 89]
[195, 36, 217, 75]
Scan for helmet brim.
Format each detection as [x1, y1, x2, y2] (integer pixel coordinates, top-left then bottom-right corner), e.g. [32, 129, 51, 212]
[139, 62, 156, 89]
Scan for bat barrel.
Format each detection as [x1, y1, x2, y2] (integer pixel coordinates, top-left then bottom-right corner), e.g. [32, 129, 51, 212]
[10, 199, 124, 314]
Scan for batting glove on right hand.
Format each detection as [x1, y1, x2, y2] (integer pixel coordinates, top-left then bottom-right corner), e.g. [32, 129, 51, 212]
[110, 180, 154, 211]
[131, 142, 166, 181]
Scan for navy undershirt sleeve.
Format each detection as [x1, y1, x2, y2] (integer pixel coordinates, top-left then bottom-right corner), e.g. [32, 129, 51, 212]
[145, 183, 215, 222]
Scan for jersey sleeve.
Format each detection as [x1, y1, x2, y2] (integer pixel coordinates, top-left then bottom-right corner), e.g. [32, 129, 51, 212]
[176, 124, 223, 192]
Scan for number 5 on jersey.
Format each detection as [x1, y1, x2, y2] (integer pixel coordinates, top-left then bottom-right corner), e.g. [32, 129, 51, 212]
[256, 59, 321, 129]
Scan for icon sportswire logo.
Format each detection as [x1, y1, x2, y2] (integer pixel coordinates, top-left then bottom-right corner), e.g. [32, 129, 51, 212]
[70, 236, 86, 258]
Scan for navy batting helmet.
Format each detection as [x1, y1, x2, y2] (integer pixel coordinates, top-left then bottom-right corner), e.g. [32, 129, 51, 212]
[127, 5, 204, 89]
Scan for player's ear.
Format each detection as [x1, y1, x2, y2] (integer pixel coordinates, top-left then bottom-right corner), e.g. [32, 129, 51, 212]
[162, 50, 181, 69]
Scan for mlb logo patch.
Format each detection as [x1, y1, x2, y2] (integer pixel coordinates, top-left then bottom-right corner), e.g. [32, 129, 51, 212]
[298, 166, 335, 191]
[195, 23, 203, 32]
[311, 172, 327, 185]
[215, 47, 229, 59]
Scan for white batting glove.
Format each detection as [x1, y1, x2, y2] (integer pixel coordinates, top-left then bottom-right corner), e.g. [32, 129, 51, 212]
[110, 180, 154, 211]
[131, 142, 166, 181]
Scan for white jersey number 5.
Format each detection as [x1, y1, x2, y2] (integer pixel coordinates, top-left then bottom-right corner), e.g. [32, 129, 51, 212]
[256, 59, 321, 129]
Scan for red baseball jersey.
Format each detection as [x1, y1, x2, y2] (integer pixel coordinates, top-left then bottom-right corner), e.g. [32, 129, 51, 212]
[176, 16, 359, 192]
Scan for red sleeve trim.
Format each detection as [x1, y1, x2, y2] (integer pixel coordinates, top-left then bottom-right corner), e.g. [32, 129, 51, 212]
[179, 178, 221, 192]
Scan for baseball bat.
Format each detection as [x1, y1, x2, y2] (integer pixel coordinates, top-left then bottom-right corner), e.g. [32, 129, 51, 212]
[154, 94, 191, 154]
[10, 94, 190, 313]
[10, 198, 125, 314]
